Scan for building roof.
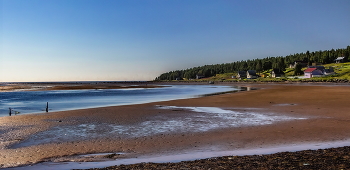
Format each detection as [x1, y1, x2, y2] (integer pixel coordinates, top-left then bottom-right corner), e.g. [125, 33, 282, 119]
[304, 68, 317, 73]
[247, 70, 257, 75]
[335, 57, 345, 60]
[308, 66, 325, 70]
[324, 69, 333, 73]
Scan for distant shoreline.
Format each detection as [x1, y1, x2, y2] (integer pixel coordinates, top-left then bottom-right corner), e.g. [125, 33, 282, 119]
[1, 80, 349, 92]
[0, 81, 160, 92]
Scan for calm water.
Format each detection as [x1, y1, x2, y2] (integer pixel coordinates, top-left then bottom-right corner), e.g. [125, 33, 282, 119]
[0, 85, 237, 117]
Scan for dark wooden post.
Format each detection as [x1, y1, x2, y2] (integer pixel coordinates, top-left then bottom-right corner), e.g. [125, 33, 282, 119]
[9, 108, 12, 116]
[46, 102, 49, 112]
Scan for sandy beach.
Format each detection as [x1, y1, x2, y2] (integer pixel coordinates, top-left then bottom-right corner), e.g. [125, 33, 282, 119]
[1, 83, 350, 169]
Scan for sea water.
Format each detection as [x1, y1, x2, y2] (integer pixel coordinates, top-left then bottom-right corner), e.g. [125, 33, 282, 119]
[0, 85, 237, 117]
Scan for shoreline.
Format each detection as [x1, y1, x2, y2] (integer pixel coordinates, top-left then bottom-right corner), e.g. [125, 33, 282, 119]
[89, 146, 350, 170]
[1, 83, 350, 169]
[0, 82, 161, 92]
[9, 140, 350, 170]
[1, 80, 350, 92]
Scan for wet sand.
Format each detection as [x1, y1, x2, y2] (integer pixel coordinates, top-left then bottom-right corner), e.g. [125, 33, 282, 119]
[88, 146, 350, 170]
[1, 83, 350, 168]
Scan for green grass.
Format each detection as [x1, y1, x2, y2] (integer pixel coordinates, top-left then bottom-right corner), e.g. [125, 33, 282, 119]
[322, 62, 350, 80]
[200, 73, 236, 81]
[284, 68, 295, 77]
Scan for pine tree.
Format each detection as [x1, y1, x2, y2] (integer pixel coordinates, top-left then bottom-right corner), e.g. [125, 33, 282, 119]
[294, 63, 303, 76]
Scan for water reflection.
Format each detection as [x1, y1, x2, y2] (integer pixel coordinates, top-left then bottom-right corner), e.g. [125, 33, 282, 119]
[0, 85, 237, 117]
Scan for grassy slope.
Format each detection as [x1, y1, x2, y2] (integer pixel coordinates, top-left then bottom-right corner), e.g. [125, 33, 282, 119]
[323, 62, 350, 80]
[177, 62, 350, 82]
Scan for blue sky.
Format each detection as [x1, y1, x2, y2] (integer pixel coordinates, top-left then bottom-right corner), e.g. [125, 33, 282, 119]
[1, 0, 349, 82]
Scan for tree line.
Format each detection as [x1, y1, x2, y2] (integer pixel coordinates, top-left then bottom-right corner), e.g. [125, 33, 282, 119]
[155, 46, 350, 80]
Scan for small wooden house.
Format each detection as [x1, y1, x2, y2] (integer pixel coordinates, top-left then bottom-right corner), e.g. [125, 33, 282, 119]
[247, 70, 258, 79]
[236, 71, 247, 79]
[324, 68, 335, 76]
[289, 61, 308, 68]
[304, 68, 323, 78]
[270, 69, 285, 78]
[196, 75, 205, 79]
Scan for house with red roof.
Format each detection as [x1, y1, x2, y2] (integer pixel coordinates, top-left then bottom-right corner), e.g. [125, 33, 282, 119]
[304, 68, 323, 78]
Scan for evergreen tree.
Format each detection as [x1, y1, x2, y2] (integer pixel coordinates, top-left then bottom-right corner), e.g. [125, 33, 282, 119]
[294, 63, 303, 76]
[255, 60, 262, 73]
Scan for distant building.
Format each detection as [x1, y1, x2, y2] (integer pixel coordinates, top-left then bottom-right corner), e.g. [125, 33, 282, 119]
[308, 66, 325, 71]
[324, 68, 335, 76]
[289, 61, 308, 68]
[196, 74, 205, 79]
[304, 68, 322, 78]
[247, 70, 258, 79]
[236, 71, 247, 79]
[304, 66, 335, 78]
[270, 69, 285, 78]
[335, 57, 345, 63]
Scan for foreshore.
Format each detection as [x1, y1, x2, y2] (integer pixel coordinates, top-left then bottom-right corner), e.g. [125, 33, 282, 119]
[0, 81, 159, 92]
[1, 83, 350, 169]
[89, 146, 350, 170]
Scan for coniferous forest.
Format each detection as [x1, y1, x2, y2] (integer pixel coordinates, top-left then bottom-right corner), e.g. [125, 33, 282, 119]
[155, 46, 350, 81]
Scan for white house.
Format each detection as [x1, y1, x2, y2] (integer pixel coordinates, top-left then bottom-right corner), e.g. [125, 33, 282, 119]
[236, 71, 247, 79]
[247, 70, 258, 79]
[335, 57, 345, 63]
[270, 69, 285, 78]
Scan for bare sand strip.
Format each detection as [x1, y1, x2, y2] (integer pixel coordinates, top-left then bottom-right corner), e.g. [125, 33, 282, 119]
[1, 83, 350, 169]
[0, 82, 159, 92]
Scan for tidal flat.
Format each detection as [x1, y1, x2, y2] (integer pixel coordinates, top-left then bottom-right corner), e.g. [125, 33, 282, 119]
[1, 83, 350, 169]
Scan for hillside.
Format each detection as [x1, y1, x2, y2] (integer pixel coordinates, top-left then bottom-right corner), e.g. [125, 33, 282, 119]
[155, 46, 350, 81]
[206, 62, 350, 82]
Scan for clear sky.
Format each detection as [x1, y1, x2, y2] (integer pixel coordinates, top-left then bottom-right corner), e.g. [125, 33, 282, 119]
[1, 0, 349, 82]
